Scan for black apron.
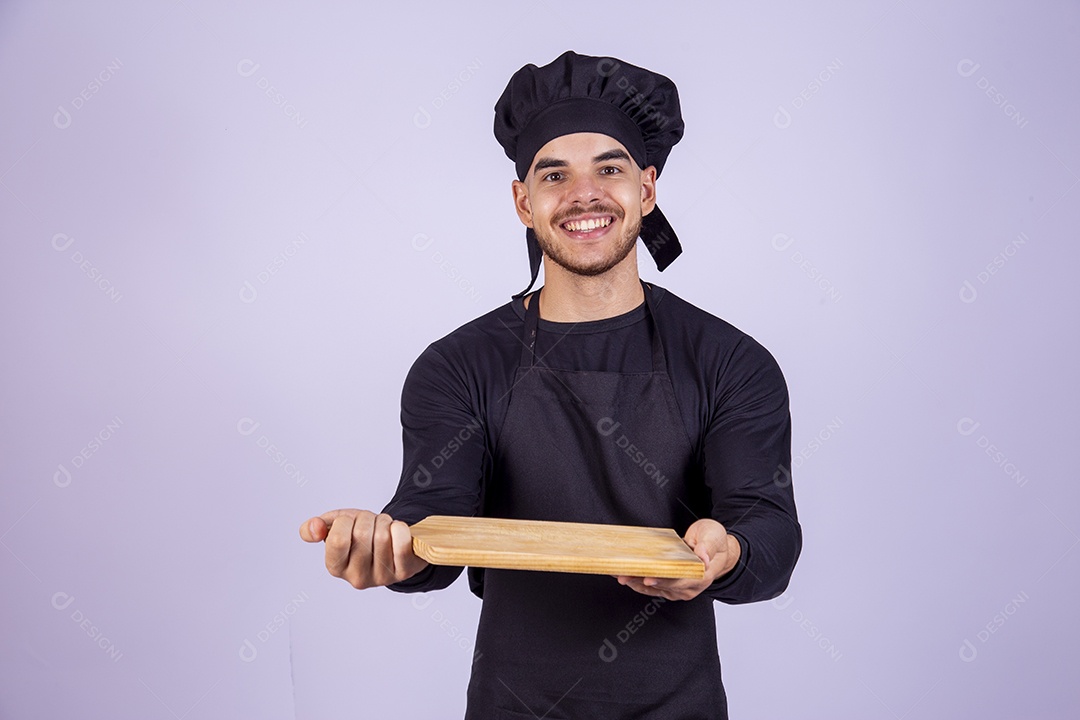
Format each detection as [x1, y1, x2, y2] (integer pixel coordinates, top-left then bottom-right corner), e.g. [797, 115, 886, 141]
[465, 281, 728, 719]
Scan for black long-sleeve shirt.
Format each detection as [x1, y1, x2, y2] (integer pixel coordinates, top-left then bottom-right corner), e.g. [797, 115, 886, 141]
[382, 283, 801, 603]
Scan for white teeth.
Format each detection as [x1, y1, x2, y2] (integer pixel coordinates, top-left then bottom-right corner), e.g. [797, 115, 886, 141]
[564, 217, 612, 232]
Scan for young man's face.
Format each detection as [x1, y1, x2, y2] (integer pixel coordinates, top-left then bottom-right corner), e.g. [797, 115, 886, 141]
[512, 132, 657, 279]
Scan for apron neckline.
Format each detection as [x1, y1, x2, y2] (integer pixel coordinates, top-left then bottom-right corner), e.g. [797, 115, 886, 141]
[520, 280, 667, 372]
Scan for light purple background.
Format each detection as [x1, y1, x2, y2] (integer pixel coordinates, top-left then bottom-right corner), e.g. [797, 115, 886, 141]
[2, 1, 1077, 718]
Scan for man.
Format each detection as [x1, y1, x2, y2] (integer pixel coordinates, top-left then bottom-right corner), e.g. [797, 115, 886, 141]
[300, 50, 801, 718]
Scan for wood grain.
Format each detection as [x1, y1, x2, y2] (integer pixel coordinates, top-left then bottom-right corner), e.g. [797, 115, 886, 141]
[410, 515, 704, 579]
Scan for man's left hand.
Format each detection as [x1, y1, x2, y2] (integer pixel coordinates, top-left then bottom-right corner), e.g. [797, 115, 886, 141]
[614, 518, 741, 601]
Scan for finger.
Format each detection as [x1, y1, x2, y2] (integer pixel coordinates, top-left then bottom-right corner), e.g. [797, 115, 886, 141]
[300, 517, 327, 542]
[370, 513, 396, 585]
[621, 575, 670, 588]
[320, 508, 364, 529]
[627, 573, 702, 597]
[344, 511, 376, 588]
[643, 578, 683, 592]
[324, 513, 357, 577]
[619, 576, 660, 595]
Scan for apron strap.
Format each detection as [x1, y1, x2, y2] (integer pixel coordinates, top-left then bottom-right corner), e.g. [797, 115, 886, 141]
[520, 291, 540, 367]
[641, 281, 668, 372]
[520, 280, 667, 372]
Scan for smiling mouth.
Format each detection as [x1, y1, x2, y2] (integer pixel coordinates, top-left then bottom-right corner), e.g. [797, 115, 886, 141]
[560, 215, 615, 235]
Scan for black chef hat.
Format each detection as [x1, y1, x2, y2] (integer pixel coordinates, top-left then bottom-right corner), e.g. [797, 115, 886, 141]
[494, 50, 686, 298]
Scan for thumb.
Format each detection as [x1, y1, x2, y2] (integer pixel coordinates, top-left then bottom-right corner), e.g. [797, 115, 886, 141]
[692, 541, 713, 566]
[684, 520, 724, 565]
[299, 509, 360, 542]
[299, 516, 328, 542]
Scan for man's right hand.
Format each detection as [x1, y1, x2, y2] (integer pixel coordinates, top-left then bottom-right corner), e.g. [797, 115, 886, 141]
[299, 509, 429, 589]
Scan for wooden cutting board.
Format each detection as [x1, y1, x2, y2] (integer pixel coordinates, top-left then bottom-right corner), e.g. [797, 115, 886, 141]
[410, 515, 704, 579]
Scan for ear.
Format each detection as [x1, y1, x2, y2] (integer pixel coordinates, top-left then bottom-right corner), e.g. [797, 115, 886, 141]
[640, 165, 657, 217]
[512, 179, 533, 228]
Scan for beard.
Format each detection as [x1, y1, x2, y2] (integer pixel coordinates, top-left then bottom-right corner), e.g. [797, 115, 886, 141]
[533, 206, 642, 277]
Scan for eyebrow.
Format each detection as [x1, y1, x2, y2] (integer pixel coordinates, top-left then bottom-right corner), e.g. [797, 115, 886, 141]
[532, 148, 632, 174]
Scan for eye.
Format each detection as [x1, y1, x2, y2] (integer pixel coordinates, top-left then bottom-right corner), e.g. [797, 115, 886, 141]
[543, 171, 564, 182]
[599, 165, 621, 175]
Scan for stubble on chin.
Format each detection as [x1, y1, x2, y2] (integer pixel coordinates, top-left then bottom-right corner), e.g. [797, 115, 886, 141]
[533, 216, 642, 277]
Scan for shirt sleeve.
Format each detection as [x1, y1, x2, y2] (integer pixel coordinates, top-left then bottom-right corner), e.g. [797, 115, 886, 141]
[380, 343, 487, 593]
[699, 335, 802, 603]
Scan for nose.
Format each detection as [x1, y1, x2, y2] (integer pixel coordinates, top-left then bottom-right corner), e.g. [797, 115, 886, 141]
[566, 171, 603, 205]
